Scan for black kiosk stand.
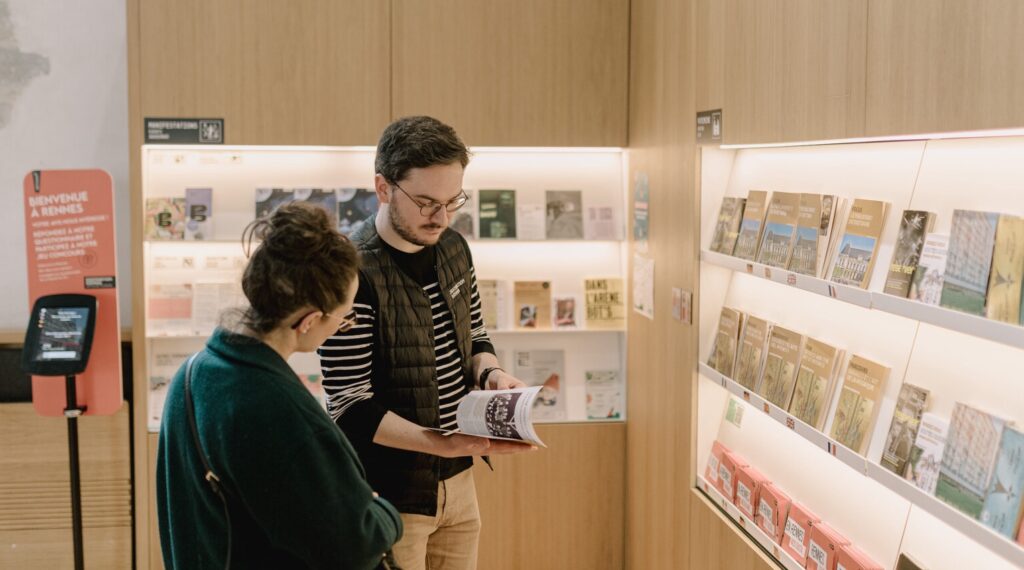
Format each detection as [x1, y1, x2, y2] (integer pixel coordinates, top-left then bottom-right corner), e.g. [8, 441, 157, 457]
[21, 294, 98, 570]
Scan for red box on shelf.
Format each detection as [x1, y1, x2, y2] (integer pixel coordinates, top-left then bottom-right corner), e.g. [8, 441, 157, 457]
[805, 521, 849, 570]
[705, 440, 729, 489]
[756, 482, 791, 544]
[717, 450, 748, 501]
[734, 464, 768, 519]
[836, 544, 882, 570]
[781, 502, 820, 565]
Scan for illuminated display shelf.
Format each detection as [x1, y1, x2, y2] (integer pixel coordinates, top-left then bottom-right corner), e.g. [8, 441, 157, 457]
[699, 363, 1024, 569]
[141, 144, 630, 426]
[701, 249, 1024, 352]
[696, 135, 1024, 570]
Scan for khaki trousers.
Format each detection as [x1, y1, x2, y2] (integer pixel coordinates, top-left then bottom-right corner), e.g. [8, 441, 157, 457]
[392, 468, 481, 570]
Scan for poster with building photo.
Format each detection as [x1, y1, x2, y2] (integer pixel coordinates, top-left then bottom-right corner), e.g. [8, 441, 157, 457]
[514, 349, 566, 421]
[337, 188, 379, 236]
[586, 370, 623, 420]
[546, 190, 584, 239]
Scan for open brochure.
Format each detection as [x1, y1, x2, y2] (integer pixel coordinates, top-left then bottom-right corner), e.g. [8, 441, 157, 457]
[429, 386, 548, 448]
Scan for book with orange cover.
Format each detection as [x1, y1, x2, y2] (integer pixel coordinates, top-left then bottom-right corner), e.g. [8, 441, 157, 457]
[733, 464, 768, 519]
[782, 502, 820, 565]
[756, 483, 791, 545]
[717, 450, 748, 502]
[807, 522, 849, 570]
[705, 440, 729, 488]
[837, 544, 882, 570]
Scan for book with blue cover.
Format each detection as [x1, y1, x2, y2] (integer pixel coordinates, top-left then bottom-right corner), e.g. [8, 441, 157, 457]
[937, 403, 1006, 519]
[981, 426, 1024, 538]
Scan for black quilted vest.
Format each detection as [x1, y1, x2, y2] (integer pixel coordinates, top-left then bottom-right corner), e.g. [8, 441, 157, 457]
[349, 219, 475, 516]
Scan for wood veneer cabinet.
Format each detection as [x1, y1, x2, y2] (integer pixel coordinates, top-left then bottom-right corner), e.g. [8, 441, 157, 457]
[137, 0, 390, 146]
[866, 0, 1024, 137]
[391, 0, 629, 147]
[723, 0, 867, 144]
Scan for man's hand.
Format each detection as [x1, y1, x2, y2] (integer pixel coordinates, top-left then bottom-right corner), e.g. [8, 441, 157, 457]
[485, 369, 528, 390]
[437, 433, 536, 458]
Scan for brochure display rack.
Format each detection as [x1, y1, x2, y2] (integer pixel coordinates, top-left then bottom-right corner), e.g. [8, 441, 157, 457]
[696, 136, 1024, 570]
[140, 145, 629, 430]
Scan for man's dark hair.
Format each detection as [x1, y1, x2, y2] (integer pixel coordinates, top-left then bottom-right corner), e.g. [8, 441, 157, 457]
[375, 116, 470, 183]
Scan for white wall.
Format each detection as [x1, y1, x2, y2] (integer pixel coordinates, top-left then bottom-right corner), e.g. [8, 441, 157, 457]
[0, 0, 130, 328]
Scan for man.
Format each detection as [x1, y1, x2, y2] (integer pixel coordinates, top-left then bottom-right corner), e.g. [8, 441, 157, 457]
[319, 116, 534, 570]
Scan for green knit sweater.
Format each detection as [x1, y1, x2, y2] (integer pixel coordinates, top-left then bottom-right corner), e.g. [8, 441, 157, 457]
[157, 328, 402, 569]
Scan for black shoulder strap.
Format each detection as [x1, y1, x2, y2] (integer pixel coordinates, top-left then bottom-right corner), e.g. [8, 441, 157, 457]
[183, 353, 233, 569]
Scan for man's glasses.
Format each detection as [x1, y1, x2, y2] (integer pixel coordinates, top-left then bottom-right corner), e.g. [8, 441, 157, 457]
[290, 310, 357, 333]
[391, 182, 468, 217]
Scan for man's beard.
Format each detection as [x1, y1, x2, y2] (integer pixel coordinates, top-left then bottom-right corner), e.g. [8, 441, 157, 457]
[389, 205, 443, 247]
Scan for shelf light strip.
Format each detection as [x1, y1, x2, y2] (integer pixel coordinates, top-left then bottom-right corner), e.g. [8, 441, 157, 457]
[718, 126, 1024, 150]
[698, 363, 1024, 568]
[141, 144, 623, 153]
[700, 249, 1024, 352]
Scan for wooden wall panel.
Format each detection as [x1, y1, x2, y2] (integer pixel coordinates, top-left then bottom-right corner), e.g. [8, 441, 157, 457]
[866, 0, 1024, 136]
[391, 0, 629, 147]
[688, 492, 777, 570]
[723, 0, 867, 144]
[626, 0, 700, 569]
[138, 0, 390, 146]
[695, 0, 725, 115]
[475, 423, 625, 570]
[0, 403, 131, 569]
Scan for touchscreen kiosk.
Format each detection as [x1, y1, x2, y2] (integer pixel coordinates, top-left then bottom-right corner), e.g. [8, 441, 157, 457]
[22, 294, 97, 376]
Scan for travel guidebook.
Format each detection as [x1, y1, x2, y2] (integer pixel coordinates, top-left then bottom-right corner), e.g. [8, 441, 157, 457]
[986, 214, 1024, 323]
[757, 326, 804, 410]
[880, 383, 930, 475]
[829, 198, 888, 289]
[980, 426, 1024, 538]
[708, 307, 744, 378]
[904, 412, 950, 495]
[829, 354, 890, 455]
[733, 190, 769, 260]
[788, 337, 842, 430]
[755, 191, 801, 268]
[908, 233, 950, 305]
[709, 196, 746, 254]
[428, 386, 548, 447]
[788, 193, 823, 276]
[883, 210, 935, 298]
[733, 315, 770, 391]
[940, 209, 998, 316]
[937, 403, 1007, 519]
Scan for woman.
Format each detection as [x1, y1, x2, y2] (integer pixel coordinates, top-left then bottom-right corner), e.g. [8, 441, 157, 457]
[157, 202, 402, 569]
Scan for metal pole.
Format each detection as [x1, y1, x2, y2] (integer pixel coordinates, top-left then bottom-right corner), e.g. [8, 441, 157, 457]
[64, 374, 85, 570]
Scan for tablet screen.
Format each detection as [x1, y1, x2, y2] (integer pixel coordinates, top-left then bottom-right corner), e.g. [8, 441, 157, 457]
[32, 306, 91, 362]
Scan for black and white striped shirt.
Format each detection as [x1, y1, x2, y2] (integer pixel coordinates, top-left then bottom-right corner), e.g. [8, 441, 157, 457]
[318, 243, 494, 458]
